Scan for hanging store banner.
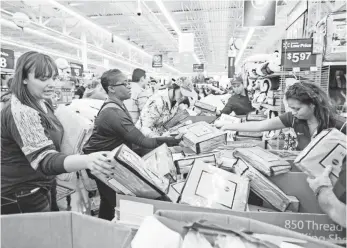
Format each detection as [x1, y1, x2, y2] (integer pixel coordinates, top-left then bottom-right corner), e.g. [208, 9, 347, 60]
[281, 38, 316, 70]
[152, 54, 163, 68]
[70, 62, 84, 77]
[193, 64, 204, 72]
[0, 48, 15, 70]
[243, 0, 277, 27]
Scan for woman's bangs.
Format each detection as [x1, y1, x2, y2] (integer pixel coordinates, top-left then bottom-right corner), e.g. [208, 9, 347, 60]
[33, 54, 59, 80]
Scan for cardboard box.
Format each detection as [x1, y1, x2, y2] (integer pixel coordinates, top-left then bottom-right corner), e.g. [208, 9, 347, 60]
[156, 210, 340, 248]
[116, 195, 346, 242]
[92, 145, 165, 199]
[181, 121, 227, 154]
[180, 160, 250, 211]
[294, 128, 346, 185]
[234, 146, 291, 176]
[1, 212, 135, 248]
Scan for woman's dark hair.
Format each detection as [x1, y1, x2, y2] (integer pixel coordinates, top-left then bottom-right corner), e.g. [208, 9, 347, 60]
[11, 51, 58, 128]
[285, 82, 336, 133]
[100, 69, 123, 93]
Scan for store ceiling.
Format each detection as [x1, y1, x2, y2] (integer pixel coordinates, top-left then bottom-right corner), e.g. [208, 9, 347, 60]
[1, 0, 299, 75]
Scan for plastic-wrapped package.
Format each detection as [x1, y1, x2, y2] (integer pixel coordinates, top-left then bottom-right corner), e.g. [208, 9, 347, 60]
[180, 160, 250, 211]
[174, 153, 219, 175]
[163, 109, 190, 129]
[295, 128, 346, 185]
[55, 105, 94, 155]
[232, 157, 294, 212]
[142, 144, 177, 192]
[182, 230, 213, 248]
[167, 181, 186, 203]
[91, 145, 165, 199]
[194, 101, 217, 115]
[181, 121, 227, 154]
[234, 147, 291, 177]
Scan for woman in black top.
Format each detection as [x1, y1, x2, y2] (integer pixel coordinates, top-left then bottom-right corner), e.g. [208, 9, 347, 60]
[216, 82, 345, 150]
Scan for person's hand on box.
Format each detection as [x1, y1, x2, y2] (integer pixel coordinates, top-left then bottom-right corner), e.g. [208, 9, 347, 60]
[85, 151, 114, 176]
[307, 165, 333, 197]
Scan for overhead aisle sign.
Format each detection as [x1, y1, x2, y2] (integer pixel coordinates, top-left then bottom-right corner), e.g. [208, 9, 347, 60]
[70, 62, 84, 77]
[193, 64, 204, 72]
[243, 0, 277, 27]
[0, 48, 15, 70]
[281, 38, 317, 70]
[152, 54, 163, 68]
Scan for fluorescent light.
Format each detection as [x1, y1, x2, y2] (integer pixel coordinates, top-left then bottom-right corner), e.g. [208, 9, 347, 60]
[0, 17, 146, 70]
[47, 0, 150, 57]
[154, 0, 181, 35]
[193, 53, 201, 64]
[45, 1, 181, 74]
[235, 28, 255, 66]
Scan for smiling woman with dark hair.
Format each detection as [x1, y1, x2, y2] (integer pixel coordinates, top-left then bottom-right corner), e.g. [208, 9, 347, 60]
[1, 51, 114, 214]
[216, 82, 345, 151]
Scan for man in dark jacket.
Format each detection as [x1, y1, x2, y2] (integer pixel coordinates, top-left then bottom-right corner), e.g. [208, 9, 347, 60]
[217, 77, 253, 116]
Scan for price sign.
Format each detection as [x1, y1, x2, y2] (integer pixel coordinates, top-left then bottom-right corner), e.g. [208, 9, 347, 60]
[70, 62, 84, 77]
[193, 64, 204, 72]
[0, 48, 15, 70]
[281, 39, 316, 70]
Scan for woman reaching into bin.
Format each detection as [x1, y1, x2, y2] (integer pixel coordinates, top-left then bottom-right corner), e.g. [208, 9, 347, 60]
[1, 51, 114, 214]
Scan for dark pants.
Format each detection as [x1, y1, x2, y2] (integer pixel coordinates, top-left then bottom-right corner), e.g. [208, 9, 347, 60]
[51, 179, 60, 211]
[1, 188, 51, 215]
[94, 178, 117, 221]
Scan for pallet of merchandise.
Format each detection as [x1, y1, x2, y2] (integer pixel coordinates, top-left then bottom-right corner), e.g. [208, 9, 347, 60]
[181, 121, 227, 154]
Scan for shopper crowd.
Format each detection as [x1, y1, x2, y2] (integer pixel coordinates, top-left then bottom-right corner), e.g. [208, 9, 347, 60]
[1, 51, 346, 228]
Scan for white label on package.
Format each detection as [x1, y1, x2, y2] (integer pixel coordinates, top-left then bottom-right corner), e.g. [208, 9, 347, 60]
[189, 125, 212, 137]
[320, 144, 345, 177]
[195, 171, 237, 208]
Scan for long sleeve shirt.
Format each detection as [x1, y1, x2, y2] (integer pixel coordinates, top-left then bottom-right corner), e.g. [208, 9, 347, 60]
[221, 93, 253, 115]
[83, 98, 175, 155]
[1, 96, 68, 195]
[136, 89, 179, 137]
[124, 83, 151, 123]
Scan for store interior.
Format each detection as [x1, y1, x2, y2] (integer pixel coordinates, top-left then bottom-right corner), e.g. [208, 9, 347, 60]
[0, 1, 346, 248]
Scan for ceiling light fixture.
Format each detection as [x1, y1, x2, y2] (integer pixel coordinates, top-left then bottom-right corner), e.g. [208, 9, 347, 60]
[46, 0, 181, 74]
[154, 0, 181, 35]
[0, 17, 142, 70]
[235, 28, 255, 66]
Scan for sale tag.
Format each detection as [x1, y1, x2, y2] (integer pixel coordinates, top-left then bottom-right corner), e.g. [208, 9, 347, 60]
[281, 39, 316, 70]
[0, 48, 15, 70]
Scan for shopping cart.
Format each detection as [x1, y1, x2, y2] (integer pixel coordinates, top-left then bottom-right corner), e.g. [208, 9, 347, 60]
[78, 170, 100, 216]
